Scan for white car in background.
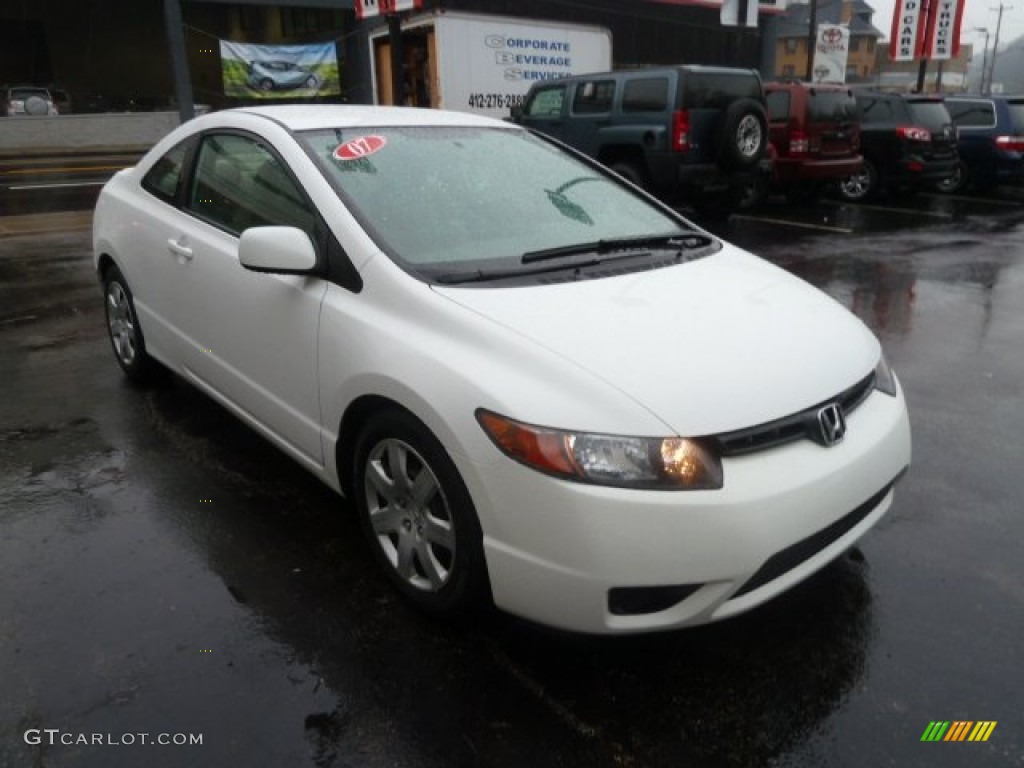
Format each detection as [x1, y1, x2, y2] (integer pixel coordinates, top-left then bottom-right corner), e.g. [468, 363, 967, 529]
[2, 85, 59, 116]
[93, 105, 911, 634]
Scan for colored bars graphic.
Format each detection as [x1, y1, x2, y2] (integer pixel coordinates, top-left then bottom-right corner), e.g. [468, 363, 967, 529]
[921, 721, 997, 742]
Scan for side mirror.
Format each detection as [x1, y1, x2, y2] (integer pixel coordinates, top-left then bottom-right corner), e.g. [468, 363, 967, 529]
[238, 226, 317, 274]
[509, 104, 524, 122]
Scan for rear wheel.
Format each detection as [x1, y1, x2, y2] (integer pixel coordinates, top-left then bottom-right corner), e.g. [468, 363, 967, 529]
[353, 410, 488, 616]
[935, 161, 969, 194]
[836, 159, 878, 202]
[609, 161, 649, 192]
[103, 265, 156, 384]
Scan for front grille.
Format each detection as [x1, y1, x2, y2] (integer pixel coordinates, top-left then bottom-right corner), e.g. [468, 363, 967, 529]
[711, 372, 875, 457]
[731, 482, 892, 599]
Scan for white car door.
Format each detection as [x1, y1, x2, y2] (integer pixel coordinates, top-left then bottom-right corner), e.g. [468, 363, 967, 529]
[169, 131, 327, 467]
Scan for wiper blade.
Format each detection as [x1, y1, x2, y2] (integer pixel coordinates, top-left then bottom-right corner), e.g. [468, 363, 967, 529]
[433, 259, 603, 285]
[521, 233, 713, 264]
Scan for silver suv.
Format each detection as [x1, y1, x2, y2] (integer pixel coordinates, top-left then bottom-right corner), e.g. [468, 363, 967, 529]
[2, 85, 59, 116]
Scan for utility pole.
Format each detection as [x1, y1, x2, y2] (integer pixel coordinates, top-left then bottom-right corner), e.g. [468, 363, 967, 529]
[915, 0, 933, 92]
[973, 27, 990, 94]
[987, 3, 1012, 94]
[805, 0, 818, 80]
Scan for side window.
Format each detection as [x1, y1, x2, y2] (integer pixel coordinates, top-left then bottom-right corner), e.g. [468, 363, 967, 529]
[859, 98, 893, 124]
[572, 80, 616, 114]
[141, 139, 190, 204]
[622, 77, 669, 112]
[766, 91, 791, 121]
[186, 133, 316, 236]
[947, 101, 994, 127]
[525, 86, 566, 117]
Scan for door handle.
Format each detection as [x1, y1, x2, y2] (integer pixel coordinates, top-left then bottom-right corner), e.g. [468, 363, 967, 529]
[167, 238, 193, 261]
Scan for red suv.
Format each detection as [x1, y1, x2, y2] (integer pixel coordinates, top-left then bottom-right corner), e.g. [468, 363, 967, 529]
[764, 81, 862, 201]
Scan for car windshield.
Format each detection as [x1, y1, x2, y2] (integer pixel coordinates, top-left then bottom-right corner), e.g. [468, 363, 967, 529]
[299, 126, 691, 278]
[11, 88, 48, 100]
[907, 101, 951, 131]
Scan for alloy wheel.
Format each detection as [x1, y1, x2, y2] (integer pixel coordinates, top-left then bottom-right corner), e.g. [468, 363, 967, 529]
[106, 281, 137, 367]
[363, 438, 456, 592]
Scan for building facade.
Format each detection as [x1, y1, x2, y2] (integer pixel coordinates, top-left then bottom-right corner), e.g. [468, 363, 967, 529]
[1, 0, 765, 115]
[765, 0, 882, 83]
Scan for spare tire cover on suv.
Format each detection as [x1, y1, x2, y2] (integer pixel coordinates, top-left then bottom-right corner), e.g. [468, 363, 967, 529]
[24, 95, 50, 116]
[716, 98, 768, 171]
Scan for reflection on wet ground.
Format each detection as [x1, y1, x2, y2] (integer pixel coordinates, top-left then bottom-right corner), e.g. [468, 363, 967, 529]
[1, 191, 1022, 767]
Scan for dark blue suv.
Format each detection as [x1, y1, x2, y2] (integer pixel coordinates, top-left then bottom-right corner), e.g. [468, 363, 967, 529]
[939, 96, 1024, 193]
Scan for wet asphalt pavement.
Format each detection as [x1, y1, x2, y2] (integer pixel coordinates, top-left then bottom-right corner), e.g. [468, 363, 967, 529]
[1, 188, 1023, 768]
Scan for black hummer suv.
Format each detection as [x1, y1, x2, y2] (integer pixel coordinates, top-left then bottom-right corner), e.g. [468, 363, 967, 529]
[512, 66, 771, 211]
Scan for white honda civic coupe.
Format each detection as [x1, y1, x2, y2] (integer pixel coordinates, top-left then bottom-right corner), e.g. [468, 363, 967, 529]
[93, 105, 911, 634]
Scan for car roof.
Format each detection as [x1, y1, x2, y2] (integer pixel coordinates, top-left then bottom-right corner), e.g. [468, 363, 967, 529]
[235, 104, 510, 132]
[765, 81, 853, 91]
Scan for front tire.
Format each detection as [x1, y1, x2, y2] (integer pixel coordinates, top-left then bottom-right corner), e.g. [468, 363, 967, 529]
[103, 265, 155, 384]
[353, 410, 488, 616]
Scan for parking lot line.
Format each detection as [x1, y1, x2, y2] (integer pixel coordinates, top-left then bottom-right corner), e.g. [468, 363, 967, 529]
[820, 200, 954, 218]
[917, 192, 1024, 207]
[730, 215, 854, 234]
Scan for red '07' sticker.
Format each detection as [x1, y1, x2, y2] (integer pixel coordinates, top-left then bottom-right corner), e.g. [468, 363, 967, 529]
[333, 135, 387, 160]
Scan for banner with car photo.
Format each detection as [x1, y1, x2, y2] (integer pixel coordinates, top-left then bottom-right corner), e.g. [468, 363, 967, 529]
[220, 41, 340, 99]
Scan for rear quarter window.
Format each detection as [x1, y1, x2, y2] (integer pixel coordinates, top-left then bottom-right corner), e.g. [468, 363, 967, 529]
[142, 139, 191, 204]
[945, 100, 995, 127]
[1006, 101, 1024, 130]
[572, 80, 615, 114]
[622, 78, 669, 112]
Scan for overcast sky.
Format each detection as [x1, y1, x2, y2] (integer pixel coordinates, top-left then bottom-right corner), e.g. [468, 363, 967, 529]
[865, 0, 1024, 54]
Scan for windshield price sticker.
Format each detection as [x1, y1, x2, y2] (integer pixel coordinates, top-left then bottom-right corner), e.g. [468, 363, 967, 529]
[334, 135, 388, 161]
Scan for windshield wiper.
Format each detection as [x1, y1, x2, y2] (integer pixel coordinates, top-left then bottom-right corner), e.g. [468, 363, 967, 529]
[521, 233, 713, 264]
[433, 259, 604, 285]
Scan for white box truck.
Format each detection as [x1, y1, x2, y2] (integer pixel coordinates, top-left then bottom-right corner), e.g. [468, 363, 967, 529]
[369, 10, 612, 119]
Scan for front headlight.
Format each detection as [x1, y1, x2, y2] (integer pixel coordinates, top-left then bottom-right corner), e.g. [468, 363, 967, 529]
[874, 353, 898, 396]
[476, 410, 723, 490]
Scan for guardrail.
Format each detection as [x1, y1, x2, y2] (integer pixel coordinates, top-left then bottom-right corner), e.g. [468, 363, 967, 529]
[0, 111, 198, 156]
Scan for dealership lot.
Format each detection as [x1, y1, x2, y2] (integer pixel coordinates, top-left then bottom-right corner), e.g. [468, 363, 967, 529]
[1, 184, 1023, 766]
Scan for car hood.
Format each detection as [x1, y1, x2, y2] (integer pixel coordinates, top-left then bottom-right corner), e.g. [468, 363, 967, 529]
[432, 248, 880, 436]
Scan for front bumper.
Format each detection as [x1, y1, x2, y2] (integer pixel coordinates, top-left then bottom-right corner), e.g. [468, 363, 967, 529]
[463, 383, 912, 634]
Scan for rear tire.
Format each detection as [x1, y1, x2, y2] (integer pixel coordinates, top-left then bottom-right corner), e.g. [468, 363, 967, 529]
[836, 159, 878, 202]
[103, 265, 156, 384]
[935, 161, 969, 194]
[609, 161, 649, 193]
